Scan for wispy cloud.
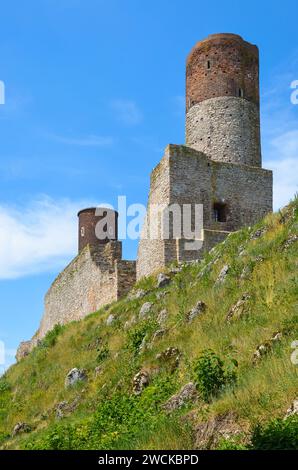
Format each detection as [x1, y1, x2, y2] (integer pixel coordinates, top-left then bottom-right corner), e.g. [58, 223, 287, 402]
[50, 134, 114, 146]
[0, 346, 16, 375]
[0, 196, 95, 279]
[110, 99, 143, 126]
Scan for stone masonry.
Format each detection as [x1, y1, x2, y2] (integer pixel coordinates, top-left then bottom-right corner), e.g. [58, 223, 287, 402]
[17, 32, 273, 359]
[137, 33, 272, 279]
[17, 211, 136, 360]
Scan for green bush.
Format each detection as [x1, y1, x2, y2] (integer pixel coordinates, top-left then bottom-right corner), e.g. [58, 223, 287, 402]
[251, 415, 298, 450]
[194, 349, 237, 402]
[0, 379, 11, 393]
[126, 320, 157, 356]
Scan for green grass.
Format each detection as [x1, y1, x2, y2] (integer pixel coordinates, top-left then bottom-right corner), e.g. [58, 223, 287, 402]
[0, 196, 298, 449]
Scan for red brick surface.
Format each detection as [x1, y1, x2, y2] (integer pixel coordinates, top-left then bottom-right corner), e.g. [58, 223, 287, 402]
[186, 33, 259, 112]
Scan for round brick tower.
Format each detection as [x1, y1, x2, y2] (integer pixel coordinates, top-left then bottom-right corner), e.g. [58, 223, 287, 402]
[78, 207, 118, 253]
[186, 33, 261, 167]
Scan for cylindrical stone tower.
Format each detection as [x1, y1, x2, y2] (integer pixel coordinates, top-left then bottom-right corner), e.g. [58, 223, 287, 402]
[186, 33, 261, 167]
[78, 207, 118, 253]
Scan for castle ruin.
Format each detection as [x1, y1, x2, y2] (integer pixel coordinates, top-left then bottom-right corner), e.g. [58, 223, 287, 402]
[16, 33, 273, 360]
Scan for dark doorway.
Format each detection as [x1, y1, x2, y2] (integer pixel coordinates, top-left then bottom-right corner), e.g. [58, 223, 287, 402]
[213, 202, 227, 222]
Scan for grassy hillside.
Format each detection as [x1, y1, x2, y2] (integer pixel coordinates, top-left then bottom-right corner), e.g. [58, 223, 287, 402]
[0, 198, 298, 450]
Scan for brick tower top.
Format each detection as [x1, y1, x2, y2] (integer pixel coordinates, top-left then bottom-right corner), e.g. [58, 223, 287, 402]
[78, 207, 118, 253]
[186, 33, 259, 113]
[185, 33, 261, 167]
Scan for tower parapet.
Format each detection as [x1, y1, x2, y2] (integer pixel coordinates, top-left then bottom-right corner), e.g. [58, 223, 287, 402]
[186, 33, 261, 167]
[78, 207, 118, 253]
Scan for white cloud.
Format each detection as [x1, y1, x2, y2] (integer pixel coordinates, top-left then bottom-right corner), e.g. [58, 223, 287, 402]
[0, 197, 95, 279]
[0, 345, 16, 375]
[51, 134, 114, 146]
[110, 99, 143, 125]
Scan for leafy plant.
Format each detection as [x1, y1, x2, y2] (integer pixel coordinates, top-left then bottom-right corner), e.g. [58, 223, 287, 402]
[251, 415, 298, 450]
[194, 349, 237, 402]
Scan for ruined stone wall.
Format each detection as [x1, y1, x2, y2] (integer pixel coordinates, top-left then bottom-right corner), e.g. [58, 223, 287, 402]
[137, 144, 272, 279]
[38, 245, 117, 338]
[136, 148, 171, 279]
[37, 242, 135, 339]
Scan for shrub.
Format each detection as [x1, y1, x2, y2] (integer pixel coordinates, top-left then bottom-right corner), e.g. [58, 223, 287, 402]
[251, 415, 298, 450]
[194, 349, 237, 402]
[0, 379, 11, 393]
[126, 320, 157, 356]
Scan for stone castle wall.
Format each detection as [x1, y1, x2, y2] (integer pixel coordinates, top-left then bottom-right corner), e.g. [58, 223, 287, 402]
[186, 97, 261, 166]
[17, 242, 136, 360]
[38, 242, 136, 338]
[186, 33, 260, 166]
[137, 144, 272, 279]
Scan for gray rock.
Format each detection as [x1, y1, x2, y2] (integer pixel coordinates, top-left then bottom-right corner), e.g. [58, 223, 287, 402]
[283, 234, 298, 250]
[106, 314, 115, 326]
[271, 331, 283, 343]
[250, 228, 266, 240]
[195, 412, 244, 450]
[55, 401, 68, 419]
[55, 397, 80, 419]
[94, 366, 102, 377]
[186, 300, 206, 322]
[240, 265, 251, 279]
[12, 422, 31, 437]
[16, 340, 32, 362]
[226, 293, 250, 322]
[163, 382, 197, 412]
[156, 291, 169, 300]
[124, 315, 137, 330]
[216, 265, 230, 284]
[139, 335, 148, 352]
[156, 347, 181, 372]
[285, 399, 298, 419]
[128, 289, 146, 301]
[253, 342, 271, 364]
[157, 273, 171, 288]
[65, 368, 87, 388]
[132, 370, 150, 395]
[139, 302, 153, 319]
[157, 309, 168, 325]
[152, 329, 167, 342]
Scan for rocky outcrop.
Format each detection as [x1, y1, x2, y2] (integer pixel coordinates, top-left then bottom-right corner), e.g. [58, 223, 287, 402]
[253, 332, 283, 364]
[215, 265, 230, 285]
[226, 293, 250, 322]
[12, 422, 31, 437]
[186, 301, 206, 322]
[156, 347, 181, 372]
[157, 273, 171, 288]
[163, 383, 197, 412]
[65, 368, 87, 388]
[139, 302, 153, 319]
[195, 412, 245, 449]
[132, 370, 150, 395]
[284, 399, 298, 419]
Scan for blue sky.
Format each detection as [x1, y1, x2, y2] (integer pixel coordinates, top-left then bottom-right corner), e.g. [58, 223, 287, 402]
[0, 0, 297, 372]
